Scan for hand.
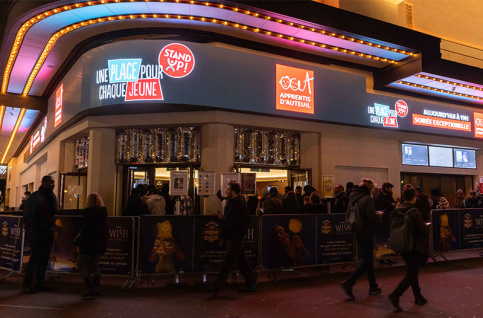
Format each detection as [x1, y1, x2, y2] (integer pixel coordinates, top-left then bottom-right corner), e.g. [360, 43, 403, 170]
[217, 212, 225, 220]
[292, 235, 304, 249]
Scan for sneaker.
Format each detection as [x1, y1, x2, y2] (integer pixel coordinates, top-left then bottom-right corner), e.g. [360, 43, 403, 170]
[388, 293, 402, 312]
[369, 287, 382, 295]
[415, 296, 428, 306]
[340, 280, 355, 301]
[238, 285, 257, 293]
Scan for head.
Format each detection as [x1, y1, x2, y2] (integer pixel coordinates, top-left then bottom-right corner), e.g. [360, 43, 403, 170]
[274, 225, 290, 245]
[41, 176, 55, 191]
[261, 188, 270, 198]
[226, 183, 241, 199]
[86, 193, 105, 208]
[303, 196, 310, 205]
[269, 187, 278, 196]
[402, 188, 416, 204]
[148, 188, 159, 196]
[382, 182, 394, 195]
[334, 184, 344, 195]
[295, 186, 302, 195]
[284, 186, 293, 194]
[24, 191, 31, 197]
[469, 190, 477, 199]
[286, 191, 296, 200]
[403, 183, 414, 192]
[346, 182, 354, 191]
[131, 188, 140, 197]
[310, 191, 321, 204]
[456, 189, 465, 198]
[415, 187, 423, 195]
[430, 188, 442, 197]
[360, 178, 376, 194]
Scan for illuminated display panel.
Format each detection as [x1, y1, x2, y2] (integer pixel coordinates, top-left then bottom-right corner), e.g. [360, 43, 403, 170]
[276, 64, 314, 114]
[429, 146, 453, 168]
[454, 149, 476, 169]
[402, 144, 428, 166]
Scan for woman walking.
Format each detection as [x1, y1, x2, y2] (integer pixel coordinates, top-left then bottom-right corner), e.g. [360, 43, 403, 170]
[75, 193, 109, 299]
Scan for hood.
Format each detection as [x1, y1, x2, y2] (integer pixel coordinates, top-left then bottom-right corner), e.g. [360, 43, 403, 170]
[349, 185, 369, 203]
[417, 193, 428, 200]
[394, 202, 415, 214]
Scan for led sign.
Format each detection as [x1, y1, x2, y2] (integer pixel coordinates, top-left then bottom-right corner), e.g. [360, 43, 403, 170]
[54, 84, 63, 127]
[276, 64, 314, 114]
[96, 43, 195, 102]
[474, 112, 483, 138]
[30, 117, 47, 154]
[402, 144, 428, 166]
[454, 149, 476, 169]
[413, 109, 471, 132]
[367, 100, 404, 127]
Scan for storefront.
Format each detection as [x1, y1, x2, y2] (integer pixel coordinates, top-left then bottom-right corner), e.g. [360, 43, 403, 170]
[6, 37, 483, 214]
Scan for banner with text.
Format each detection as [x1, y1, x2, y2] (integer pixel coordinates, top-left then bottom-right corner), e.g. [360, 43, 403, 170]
[0, 216, 24, 271]
[317, 214, 354, 264]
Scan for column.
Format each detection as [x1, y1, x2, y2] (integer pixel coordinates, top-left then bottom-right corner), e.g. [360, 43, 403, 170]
[300, 132, 321, 191]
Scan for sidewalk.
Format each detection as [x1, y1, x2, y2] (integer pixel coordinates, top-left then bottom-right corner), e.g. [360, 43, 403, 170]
[1, 250, 482, 318]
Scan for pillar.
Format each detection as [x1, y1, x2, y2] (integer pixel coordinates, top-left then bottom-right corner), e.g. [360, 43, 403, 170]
[300, 132, 321, 191]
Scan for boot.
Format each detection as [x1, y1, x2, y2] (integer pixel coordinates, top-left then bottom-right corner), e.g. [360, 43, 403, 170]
[92, 276, 101, 296]
[81, 276, 94, 299]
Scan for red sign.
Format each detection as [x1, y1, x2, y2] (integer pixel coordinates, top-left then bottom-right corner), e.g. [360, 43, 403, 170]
[125, 78, 163, 101]
[384, 116, 398, 127]
[395, 100, 408, 117]
[54, 84, 63, 127]
[159, 43, 195, 78]
[474, 112, 483, 138]
[276, 64, 314, 114]
[413, 114, 471, 132]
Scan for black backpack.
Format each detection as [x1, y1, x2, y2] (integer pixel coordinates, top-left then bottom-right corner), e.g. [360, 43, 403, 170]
[345, 197, 364, 234]
[389, 208, 417, 253]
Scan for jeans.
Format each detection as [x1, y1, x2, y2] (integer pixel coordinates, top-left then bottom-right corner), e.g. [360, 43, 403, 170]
[392, 250, 428, 298]
[24, 237, 53, 288]
[213, 238, 256, 289]
[76, 254, 101, 278]
[347, 236, 378, 288]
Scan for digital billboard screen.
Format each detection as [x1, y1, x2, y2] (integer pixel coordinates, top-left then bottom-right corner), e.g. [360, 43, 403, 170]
[429, 146, 453, 167]
[454, 149, 476, 169]
[402, 144, 428, 166]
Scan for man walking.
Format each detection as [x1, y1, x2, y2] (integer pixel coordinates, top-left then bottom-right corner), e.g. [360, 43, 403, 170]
[388, 188, 429, 311]
[341, 178, 382, 300]
[208, 183, 256, 296]
[22, 176, 57, 293]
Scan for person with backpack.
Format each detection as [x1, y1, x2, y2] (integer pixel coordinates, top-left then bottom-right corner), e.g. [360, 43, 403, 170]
[388, 188, 429, 312]
[341, 178, 383, 300]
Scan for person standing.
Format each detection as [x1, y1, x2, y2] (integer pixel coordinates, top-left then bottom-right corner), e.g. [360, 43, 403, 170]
[145, 188, 166, 215]
[75, 193, 109, 299]
[463, 190, 482, 208]
[333, 185, 349, 214]
[454, 189, 465, 209]
[208, 183, 256, 296]
[341, 178, 382, 300]
[122, 187, 150, 216]
[264, 187, 283, 214]
[388, 188, 429, 311]
[429, 188, 450, 210]
[22, 176, 57, 293]
[414, 187, 431, 223]
[18, 191, 31, 210]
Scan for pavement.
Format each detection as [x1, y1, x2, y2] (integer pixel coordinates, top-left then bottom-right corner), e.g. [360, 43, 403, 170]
[1, 250, 483, 318]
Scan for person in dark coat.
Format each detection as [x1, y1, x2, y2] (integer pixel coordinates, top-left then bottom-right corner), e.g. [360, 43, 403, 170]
[346, 182, 355, 197]
[22, 176, 57, 293]
[463, 190, 482, 208]
[122, 187, 150, 216]
[295, 186, 304, 206]
[414, 187, 431, 223]
[264, 187, 283, 214]
[208, 183, 256, 296]
[160, 183, 175, 215]
[246, 192, 259, 215]
[75, 193, 109, 299]
[341, 178, 382, 300]
[18, 191, 31, 210]
[333, 185, 349, 214]
[388, 188, 429, 311]
[304, 191, 327, 214]
[454, 189, 465, 209]
[374, 183, 396, 249]
[283, 191, 301, 214]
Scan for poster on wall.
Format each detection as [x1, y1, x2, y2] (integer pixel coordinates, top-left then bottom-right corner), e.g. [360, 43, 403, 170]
[0, 216, 23, 271]
[261, 215, 317, 269]
[169, 171, 189, 196]
[431, 210, 460, 252]
[460, 210, 483, 249]
[221, 173, 241, 194]
[322, 176, 334, 198]
[198, 171, 215, 196]
[138, 216, 194, 274]
[317, 214, 353, 264]
[241, 173, 256, 195]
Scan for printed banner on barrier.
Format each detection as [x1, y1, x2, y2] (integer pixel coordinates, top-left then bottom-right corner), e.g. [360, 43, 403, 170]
[99, 217, 134, 275]
[460, 210, 483, 249]
[193, 216, 259, 271]
[261, 215, 317, 269]
[51, 216, 82, 272]
[317, 214, 353, 264]
[138, 216, 194, 273]
[432, 210, 460, 252]
[0, 216, 23, 271]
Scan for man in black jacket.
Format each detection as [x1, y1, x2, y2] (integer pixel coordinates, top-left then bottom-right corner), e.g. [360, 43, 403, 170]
[388, 188, 429, 311]
[209, 183, 256, 296]
[22, 176, 57, 293]
[333, 184, 349, 214]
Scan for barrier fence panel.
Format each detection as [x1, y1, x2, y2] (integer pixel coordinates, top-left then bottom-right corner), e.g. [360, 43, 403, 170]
[459, 209, 483, 249]
[0, 216, 24, 273]
[317, 214, 354, 264]
[51, 216, 82, 272]
[431, 209, 461, 252]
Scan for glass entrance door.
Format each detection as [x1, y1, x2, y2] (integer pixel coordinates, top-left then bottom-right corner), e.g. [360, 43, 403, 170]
[288, 169, 311, 189]
[60, 172, 88, 210]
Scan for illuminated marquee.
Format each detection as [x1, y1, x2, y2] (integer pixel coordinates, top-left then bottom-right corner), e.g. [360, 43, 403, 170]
[474, 112, 483, 138]
[96, 43, 195, 102]
[367, 100, 403, 128]
[276, 64, 314, 114]
[413, 109, 471, 132]
[54, 84, 63, 127]
[30, 117, 47, 154]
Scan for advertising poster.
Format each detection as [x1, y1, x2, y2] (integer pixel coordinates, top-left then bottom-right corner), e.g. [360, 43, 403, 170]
[317, 214, 353, 264]
[170, 171, 189, 196]
[138, 216, 194, 274]
[460, 210, 483, 249]
[193, 216, 259, 271]
[0, 216, 23, 271]
[221, 173, 241, 194]
[241, 173, 257, 195]
[322, 176, 334, 198]
[51, 216, 82, 272]
[261, 215, 317, 269]
[198, 171, 216, 196]
[431, 210, 461, 252]
[99, 217, 134, 275]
